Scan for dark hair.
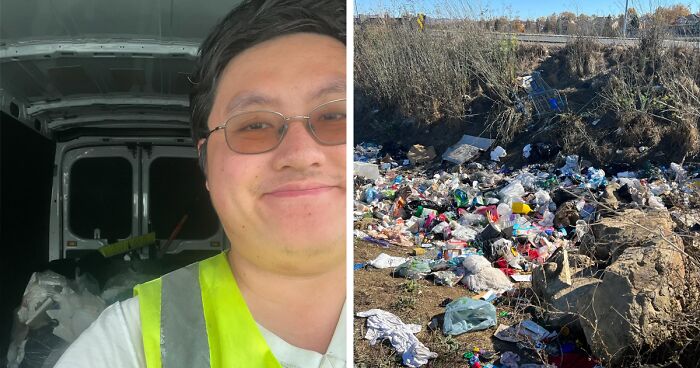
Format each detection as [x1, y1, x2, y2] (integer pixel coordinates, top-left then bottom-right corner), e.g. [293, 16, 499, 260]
[190, 0, 346, 172]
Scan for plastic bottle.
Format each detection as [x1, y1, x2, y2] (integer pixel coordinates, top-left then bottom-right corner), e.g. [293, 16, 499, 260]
[364, 187, 378, 203]
[453, 189, 469, 208]
[414, 205, 424, 217]
[497, 203, 512, 218]
[512, 202, 532, 214]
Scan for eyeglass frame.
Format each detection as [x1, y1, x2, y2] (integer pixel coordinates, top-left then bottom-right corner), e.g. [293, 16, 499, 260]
[203, 98, 346, 154]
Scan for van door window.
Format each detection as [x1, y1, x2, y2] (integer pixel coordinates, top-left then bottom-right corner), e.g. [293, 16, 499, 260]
[148, 157, 218, 240]
[69, 157, 132, 242]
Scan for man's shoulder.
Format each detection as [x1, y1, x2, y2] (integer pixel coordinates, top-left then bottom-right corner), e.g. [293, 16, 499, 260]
[54, 297, 145, 368]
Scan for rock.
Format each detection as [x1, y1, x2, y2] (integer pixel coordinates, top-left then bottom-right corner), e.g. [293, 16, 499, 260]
[554, 201, 579, 228]
[534, 209, 699, 366]
[532, 248, 572, 298]
[599, 182, 621, 211]
[579, 237, 687, 366]
[580, 209, 675, 263]
[532, 249, 600, 327]
[568, 252, 594, 269]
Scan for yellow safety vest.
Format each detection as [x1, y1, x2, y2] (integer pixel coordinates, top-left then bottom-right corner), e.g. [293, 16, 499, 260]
[134, 253, 282, 368]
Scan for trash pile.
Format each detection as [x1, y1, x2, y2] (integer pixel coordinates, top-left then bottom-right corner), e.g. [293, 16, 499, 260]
[6, 268, 154, 368]
[354, 139, 700, 367]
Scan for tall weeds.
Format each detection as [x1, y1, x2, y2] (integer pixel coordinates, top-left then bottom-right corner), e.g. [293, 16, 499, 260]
[355, 20, 528, 140]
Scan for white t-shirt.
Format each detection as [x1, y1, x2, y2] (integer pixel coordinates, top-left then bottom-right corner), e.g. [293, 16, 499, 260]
[54, 296, 346, 368]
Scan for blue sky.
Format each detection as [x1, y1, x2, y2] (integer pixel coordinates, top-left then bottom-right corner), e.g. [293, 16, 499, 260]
[354, 0, 700, 19]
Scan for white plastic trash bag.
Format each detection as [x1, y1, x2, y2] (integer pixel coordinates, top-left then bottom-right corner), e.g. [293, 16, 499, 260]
[462, 254, 491, 273]
[499, 181, 525, 204]
[354, 162, 380, 180]
[47, 286, 106, 342]
[451, 225, 478, 242]
[490, 146, 506, 161]
[368, 253, 409, 269]
[461, 255, 513, 292]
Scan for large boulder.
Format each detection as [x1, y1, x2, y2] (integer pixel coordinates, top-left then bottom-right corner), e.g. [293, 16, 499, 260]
[578, 236, 687, 366]
[580, 209, 675, 263]
[534, 208, 698, 365]
[532, 249, 599, 326]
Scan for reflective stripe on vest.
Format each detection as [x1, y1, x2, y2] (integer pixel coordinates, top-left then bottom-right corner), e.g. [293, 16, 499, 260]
[134, 253, 283, 368]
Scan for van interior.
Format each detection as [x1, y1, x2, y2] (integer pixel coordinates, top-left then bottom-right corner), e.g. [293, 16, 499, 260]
[0, 0, 242, 365]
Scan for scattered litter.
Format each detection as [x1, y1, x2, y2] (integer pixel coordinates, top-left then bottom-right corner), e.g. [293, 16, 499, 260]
[500, 351, 521, 368]
[432, 270, 463, 287]
[443, 144, 481, 165]
[493, 320, 556, 344]
[7, 271, 108, 368]
[395, 259, 432, 280]
[354, 141, 699, 366]
[473, 289, 497, 302]
[461, 255, 513, 292]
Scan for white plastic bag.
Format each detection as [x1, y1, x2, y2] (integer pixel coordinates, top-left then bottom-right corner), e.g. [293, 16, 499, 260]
[499, 181, 525, 204]
[490, 146, 506, 162]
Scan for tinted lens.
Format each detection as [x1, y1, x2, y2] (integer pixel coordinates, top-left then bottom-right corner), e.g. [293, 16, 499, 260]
[309, 100, 346, 145]
[225, 111, 285, 154]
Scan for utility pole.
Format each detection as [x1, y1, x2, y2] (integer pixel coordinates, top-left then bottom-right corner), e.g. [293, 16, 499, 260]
[622, 0, 629, 38]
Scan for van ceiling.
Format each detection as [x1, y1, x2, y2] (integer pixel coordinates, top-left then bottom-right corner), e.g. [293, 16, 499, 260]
[0, 0, 243, 135]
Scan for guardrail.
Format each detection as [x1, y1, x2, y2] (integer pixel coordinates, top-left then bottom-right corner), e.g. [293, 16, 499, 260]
[495, 32, 699, 48]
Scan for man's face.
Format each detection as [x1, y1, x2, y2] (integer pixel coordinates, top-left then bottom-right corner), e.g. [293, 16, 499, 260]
[202, 33, 346, 274]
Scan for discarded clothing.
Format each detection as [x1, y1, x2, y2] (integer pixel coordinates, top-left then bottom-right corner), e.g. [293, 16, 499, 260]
[356, 309, 437, 367]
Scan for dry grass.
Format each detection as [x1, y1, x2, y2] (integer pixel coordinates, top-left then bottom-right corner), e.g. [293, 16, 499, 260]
[355, 14, 700, 163]
[595, 26, 700, 162]
[355, 21, 532, 143]
[562, 37, 605, 79]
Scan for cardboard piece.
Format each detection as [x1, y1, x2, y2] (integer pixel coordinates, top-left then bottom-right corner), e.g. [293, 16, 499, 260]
[354, 162, 380, 180]
[407, 144, 437, 165]
[442, 135, 495, 165]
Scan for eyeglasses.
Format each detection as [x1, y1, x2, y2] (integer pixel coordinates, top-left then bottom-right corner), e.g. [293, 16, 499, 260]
[205, 98, 346, 154]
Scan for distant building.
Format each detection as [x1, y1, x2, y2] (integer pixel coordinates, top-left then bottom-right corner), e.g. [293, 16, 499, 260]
[670, 14, 700, 36]
[591, 16, 621, 37]
[355, 13, 428, 30]
[354, 14, 392, 26]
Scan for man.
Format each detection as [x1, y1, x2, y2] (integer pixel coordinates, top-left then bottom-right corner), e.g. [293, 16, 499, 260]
[54, 0, 346, 367]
